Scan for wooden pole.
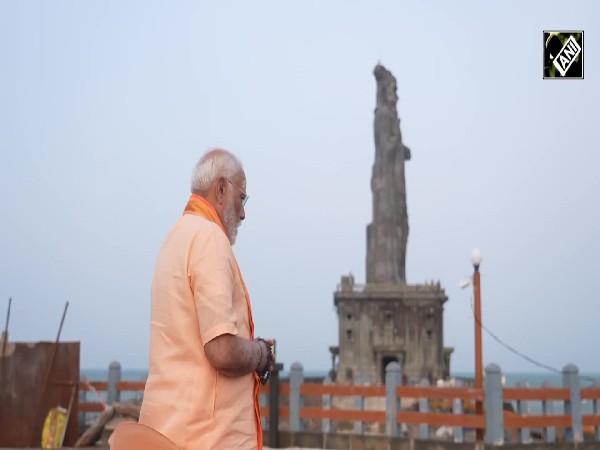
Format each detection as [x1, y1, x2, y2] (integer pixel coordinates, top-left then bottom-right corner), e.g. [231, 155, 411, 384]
[269, 362, 283, 448]
[473, 268, 484, 441]
[29, 300, 69, 446]
[0, 297, 12, 382]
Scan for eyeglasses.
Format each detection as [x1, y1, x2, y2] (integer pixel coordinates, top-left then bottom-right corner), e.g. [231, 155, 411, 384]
[227, 179, 249, 206]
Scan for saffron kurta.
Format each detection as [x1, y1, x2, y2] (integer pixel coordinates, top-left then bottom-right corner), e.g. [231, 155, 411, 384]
[139, 195, 262, 450]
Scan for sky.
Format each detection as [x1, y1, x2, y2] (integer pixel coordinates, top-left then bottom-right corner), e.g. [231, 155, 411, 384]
[1, 1, 598, 376]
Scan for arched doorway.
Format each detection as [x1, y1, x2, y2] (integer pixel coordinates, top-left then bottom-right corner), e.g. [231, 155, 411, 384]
[381, 356, 398, 384]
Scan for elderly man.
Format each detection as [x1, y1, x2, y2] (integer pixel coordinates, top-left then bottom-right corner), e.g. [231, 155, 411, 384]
[122, 149, 274, 450]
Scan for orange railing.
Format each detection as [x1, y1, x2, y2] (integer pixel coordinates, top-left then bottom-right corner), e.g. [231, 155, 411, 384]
[300, 384, 385, 424]
[582, 387, 600, 434]
[79, 380, 146, 413]
[79, 377, 600, 442]
[397, 385, 485, 430]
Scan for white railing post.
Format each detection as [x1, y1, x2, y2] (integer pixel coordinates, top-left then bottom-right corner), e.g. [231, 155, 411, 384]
[418, 378, 430, 439]
[385, 362, 402, 436]
[289, 362, 304, 432]
[563, 363, 583, 443]
[484, 363, 504, 445]
[107, 360, 121, 405]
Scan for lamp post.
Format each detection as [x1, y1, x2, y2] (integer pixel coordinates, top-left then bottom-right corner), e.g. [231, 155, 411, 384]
[470, 248, 484, 441]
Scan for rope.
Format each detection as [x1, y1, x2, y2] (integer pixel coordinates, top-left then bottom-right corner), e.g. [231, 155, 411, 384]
[469, 295, 599, 386]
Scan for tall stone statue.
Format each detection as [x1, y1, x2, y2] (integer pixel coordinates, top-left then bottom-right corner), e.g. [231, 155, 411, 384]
[366, 64, 411, 284]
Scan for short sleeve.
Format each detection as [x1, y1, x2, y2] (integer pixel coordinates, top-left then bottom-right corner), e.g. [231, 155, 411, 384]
[189, 227, 239, 344]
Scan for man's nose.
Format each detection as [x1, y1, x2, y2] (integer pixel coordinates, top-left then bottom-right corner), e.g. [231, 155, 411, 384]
[240, 205, 245, 221]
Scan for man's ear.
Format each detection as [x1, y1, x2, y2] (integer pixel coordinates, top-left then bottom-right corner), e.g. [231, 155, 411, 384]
[215, 177, 228, 205]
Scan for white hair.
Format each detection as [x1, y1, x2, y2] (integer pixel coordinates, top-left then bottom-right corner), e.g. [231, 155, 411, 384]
[190, 148, 243, 195]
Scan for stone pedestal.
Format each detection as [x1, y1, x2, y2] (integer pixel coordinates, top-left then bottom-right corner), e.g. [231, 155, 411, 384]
[332, 275, 452, 384]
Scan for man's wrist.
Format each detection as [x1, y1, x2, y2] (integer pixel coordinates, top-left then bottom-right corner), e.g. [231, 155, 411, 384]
[254, 338, 273, 384]
[255, 340, 266, 372]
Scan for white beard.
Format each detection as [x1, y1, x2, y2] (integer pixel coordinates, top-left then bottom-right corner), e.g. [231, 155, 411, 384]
[223, 199, 240, 245]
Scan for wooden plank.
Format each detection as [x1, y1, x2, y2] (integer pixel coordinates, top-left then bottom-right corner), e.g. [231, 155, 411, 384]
[431, 399, 476, 411]
[582, 388, 600, 400]
[300, 384, 384, 397]
[261, 381, 290, 394]
[583, 415, 600, 426]
[117, 380, 146, 391]
[397, 386, 484, 401]
[504, 414, 571, 428]
[114, 402, 141, 419]
[79, 402, 106, 413]
[396, 411, 485, 428]
[259, 406, 291, 419]
[503, 387, 570, 401]
[74, 406, 115, 447]
[300, 407, 385, 422]
[80, 381, 108, 391]
[279, 406, 290, 418]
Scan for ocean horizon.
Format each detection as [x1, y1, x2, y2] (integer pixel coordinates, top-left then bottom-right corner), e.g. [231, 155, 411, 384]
[81, 368, 600, 388]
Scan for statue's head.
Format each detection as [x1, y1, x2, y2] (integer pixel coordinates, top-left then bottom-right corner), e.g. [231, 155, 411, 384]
[374, 64, 398, 105]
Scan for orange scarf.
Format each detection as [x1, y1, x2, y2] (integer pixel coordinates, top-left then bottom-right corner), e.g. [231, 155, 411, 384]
[183, 194, 263, 449]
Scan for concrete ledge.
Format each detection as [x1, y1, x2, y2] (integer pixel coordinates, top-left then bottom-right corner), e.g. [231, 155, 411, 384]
[271, 432, 600, 450]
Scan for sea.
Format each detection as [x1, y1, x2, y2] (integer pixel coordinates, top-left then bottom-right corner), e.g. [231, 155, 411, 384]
[81, 368, 600, 387]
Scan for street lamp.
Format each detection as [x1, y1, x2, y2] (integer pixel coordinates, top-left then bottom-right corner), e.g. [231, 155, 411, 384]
[470, 248, 484, 441]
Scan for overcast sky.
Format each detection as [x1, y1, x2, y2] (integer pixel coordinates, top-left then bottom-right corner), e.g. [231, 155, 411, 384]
[1, 1, 598, 376]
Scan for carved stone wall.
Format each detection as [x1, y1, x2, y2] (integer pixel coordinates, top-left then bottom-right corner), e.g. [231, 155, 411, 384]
[333, 277, 450, 384]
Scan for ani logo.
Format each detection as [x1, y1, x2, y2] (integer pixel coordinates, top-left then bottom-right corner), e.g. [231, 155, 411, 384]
[543, 31, 584, 79]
